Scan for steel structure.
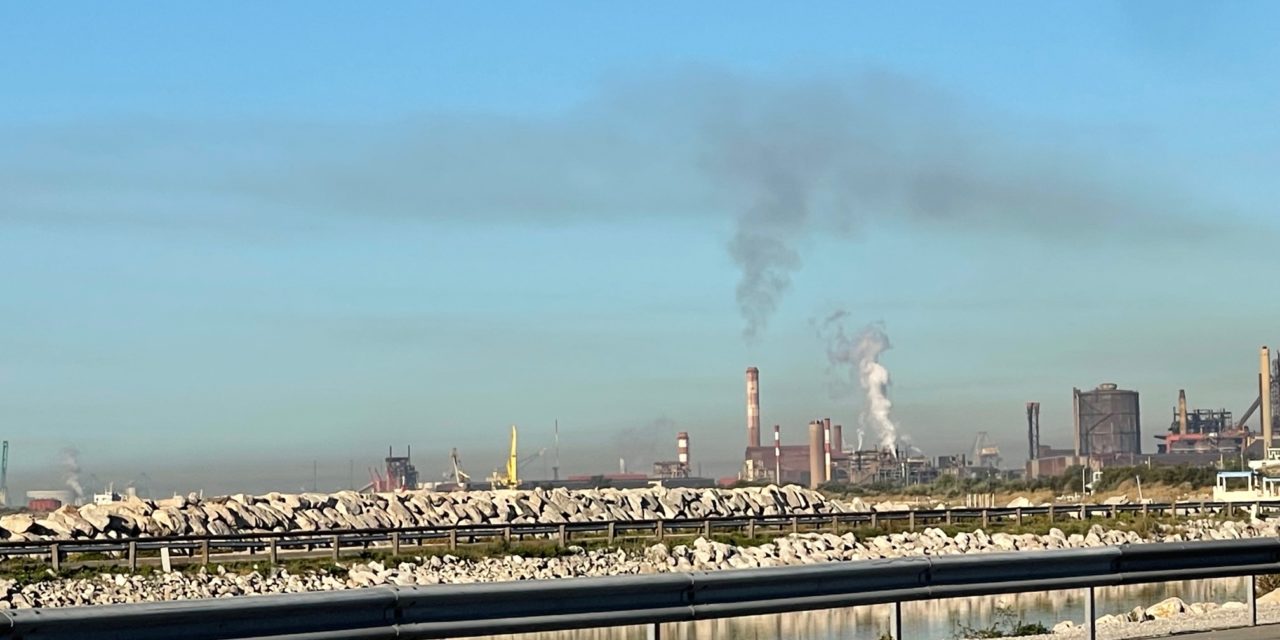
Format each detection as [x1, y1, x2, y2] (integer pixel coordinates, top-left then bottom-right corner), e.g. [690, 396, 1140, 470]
[3, 538, 1279, 640]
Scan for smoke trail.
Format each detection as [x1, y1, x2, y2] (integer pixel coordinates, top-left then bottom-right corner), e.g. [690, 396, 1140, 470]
[61, 447, 85, 503]
[817, 313, 900, 456]
[4, 71, 1222, 340]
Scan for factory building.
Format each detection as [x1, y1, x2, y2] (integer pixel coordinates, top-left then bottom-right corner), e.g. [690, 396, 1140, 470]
[1073, 383, 1142, 457]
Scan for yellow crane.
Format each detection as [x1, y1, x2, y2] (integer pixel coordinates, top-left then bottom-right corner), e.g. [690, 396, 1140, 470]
[487, 425, 547, 490]
[490, 425, 521, 489]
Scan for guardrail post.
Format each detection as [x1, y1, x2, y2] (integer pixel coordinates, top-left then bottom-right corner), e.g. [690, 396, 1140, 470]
[1015, 507, 1023, 526]
[390, 532, 400, 556]
[200, 540, 210, 565]
[607, 522, 616, 544]
[791, 516, 799, 534]
[908, 511, 916, 532]
[1048, 504, 1055, 522]
[945, 509, 952, 525]
[1084, 585, 1096, 640]
[448, 529, 458, 551]
[656, 520, 665, 541]
[1249, 574, 1258, 626]
[331, 535, 340, 561]
[558, 524, 568, 548]
[746, 519, 755, 539]
[888, 600, 903, 640]
[1199, 500, 1206, 516]
[831, 515, 839, 532]
[268, 539, 278, 565]
[128, 541, 137, 571]
[1142, 502, 1149, 517]
[870, 512, 878, 529]
[1080, 504, 1087, 520]
[646, 622, 661, 640]
[502, 527, 511, 545]
[703, 521, 711, 538]
[981, 510, 989, 528]
[50, 543, 61, 572]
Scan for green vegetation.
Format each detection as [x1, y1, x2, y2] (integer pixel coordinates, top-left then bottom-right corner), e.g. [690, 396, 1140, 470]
[953, 606, 1050, 638]
[823, 462, 1232, 500]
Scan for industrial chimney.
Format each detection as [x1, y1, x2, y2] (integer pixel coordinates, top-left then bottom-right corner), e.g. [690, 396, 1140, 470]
[1177, 390, 1189, 436]
[807, 421, 824, 489]
[823, 418, 833, 483]
[1026, 402, 1041, 460]
[676, 431, 690, 473]
[773, 425, 781, 484]
[1263, 347, 1273, 456]
[746, 367, 761, 448]
[832, 424, 844, 456]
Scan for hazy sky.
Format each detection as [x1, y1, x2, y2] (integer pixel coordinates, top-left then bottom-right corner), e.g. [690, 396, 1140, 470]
[3, 2, 1278, 496]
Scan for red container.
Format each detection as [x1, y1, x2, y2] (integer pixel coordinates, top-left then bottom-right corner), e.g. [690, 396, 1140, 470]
[26, 498, 62, 513]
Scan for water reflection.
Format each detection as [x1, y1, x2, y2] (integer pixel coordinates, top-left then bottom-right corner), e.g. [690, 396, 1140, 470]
[479, 578, 1247, 640]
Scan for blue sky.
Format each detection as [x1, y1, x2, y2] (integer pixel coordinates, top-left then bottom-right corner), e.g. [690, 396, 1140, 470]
[2, 2, 1278, 495]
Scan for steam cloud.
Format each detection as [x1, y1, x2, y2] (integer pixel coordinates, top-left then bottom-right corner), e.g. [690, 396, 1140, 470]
[61, 447, 85, 503]
[818, 312, 900, 455]
[2, 71, 1217, 339]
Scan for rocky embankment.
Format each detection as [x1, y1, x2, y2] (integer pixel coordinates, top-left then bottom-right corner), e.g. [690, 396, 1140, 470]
[3, 519, 1276, 611]
[0, 486, 850, 542]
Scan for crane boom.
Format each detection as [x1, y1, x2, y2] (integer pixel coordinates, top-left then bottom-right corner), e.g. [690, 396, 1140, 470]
[505, 425, 519, 488]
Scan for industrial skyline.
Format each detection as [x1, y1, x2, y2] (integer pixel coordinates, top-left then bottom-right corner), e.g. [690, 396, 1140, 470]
[3, 3, 1279, 495]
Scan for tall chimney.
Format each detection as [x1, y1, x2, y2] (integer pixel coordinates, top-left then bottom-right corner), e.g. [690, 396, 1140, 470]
[807, 422, 823, 489]
[676, 432, 689, 472]
[1072, 387, 1082, 458]
[823, 418, 833, 482]
[773, 425, 781, 484]
[1262, 347, 1273, 456]
[746, 367, 761, 448]
[1177, 390, 1189, 436]
[1026, 402, 1040, 460]
[832, 424, 844, 455]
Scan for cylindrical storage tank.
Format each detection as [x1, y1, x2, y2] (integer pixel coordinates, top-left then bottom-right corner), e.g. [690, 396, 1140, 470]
[808, 421, 824, 489]
[1074, 383, 1142, 456]
[27, 498, 62, 513]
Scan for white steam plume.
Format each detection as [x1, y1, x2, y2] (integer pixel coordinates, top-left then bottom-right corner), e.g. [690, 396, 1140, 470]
[61, 447, 85, 503]
[817, 312, 900, 456]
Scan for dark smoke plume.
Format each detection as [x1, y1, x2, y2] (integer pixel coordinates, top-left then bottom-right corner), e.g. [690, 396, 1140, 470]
[2, 71, 1217, 339]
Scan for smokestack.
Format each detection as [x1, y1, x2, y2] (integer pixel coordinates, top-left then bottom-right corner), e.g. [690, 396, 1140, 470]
[823, 418, 832, 482]
[1072, 387, 1082, 458]
[746, 367, 761, 448]
[676, 432, 689, 471]
[1263, 347, 1273, 456]
[773, 425, 781, 484]
[808, 421, 824, 489]
[1026, 402, 1041, 460]
[619, 457, 626, 474]
[832, 424, 844, 455]
[1177, 390, 1189, 436]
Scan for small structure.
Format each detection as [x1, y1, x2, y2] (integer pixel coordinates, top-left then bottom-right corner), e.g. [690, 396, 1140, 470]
[1213, 470, 1280, 501]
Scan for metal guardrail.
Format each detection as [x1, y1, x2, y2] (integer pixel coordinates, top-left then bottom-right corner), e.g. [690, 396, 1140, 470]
[2, 538, 1278, 640]
[5, 499, 1279, 571]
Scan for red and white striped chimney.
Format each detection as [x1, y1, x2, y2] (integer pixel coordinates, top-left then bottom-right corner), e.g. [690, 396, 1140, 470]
[773, 424, 781, 483]
[823, 418, 832, 483]
[677, 431, 690, 470]
[746, 367, 761, 448]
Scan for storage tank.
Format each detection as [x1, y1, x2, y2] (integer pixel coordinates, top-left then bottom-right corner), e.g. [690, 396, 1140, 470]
[1073, 383, 1142, 456]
